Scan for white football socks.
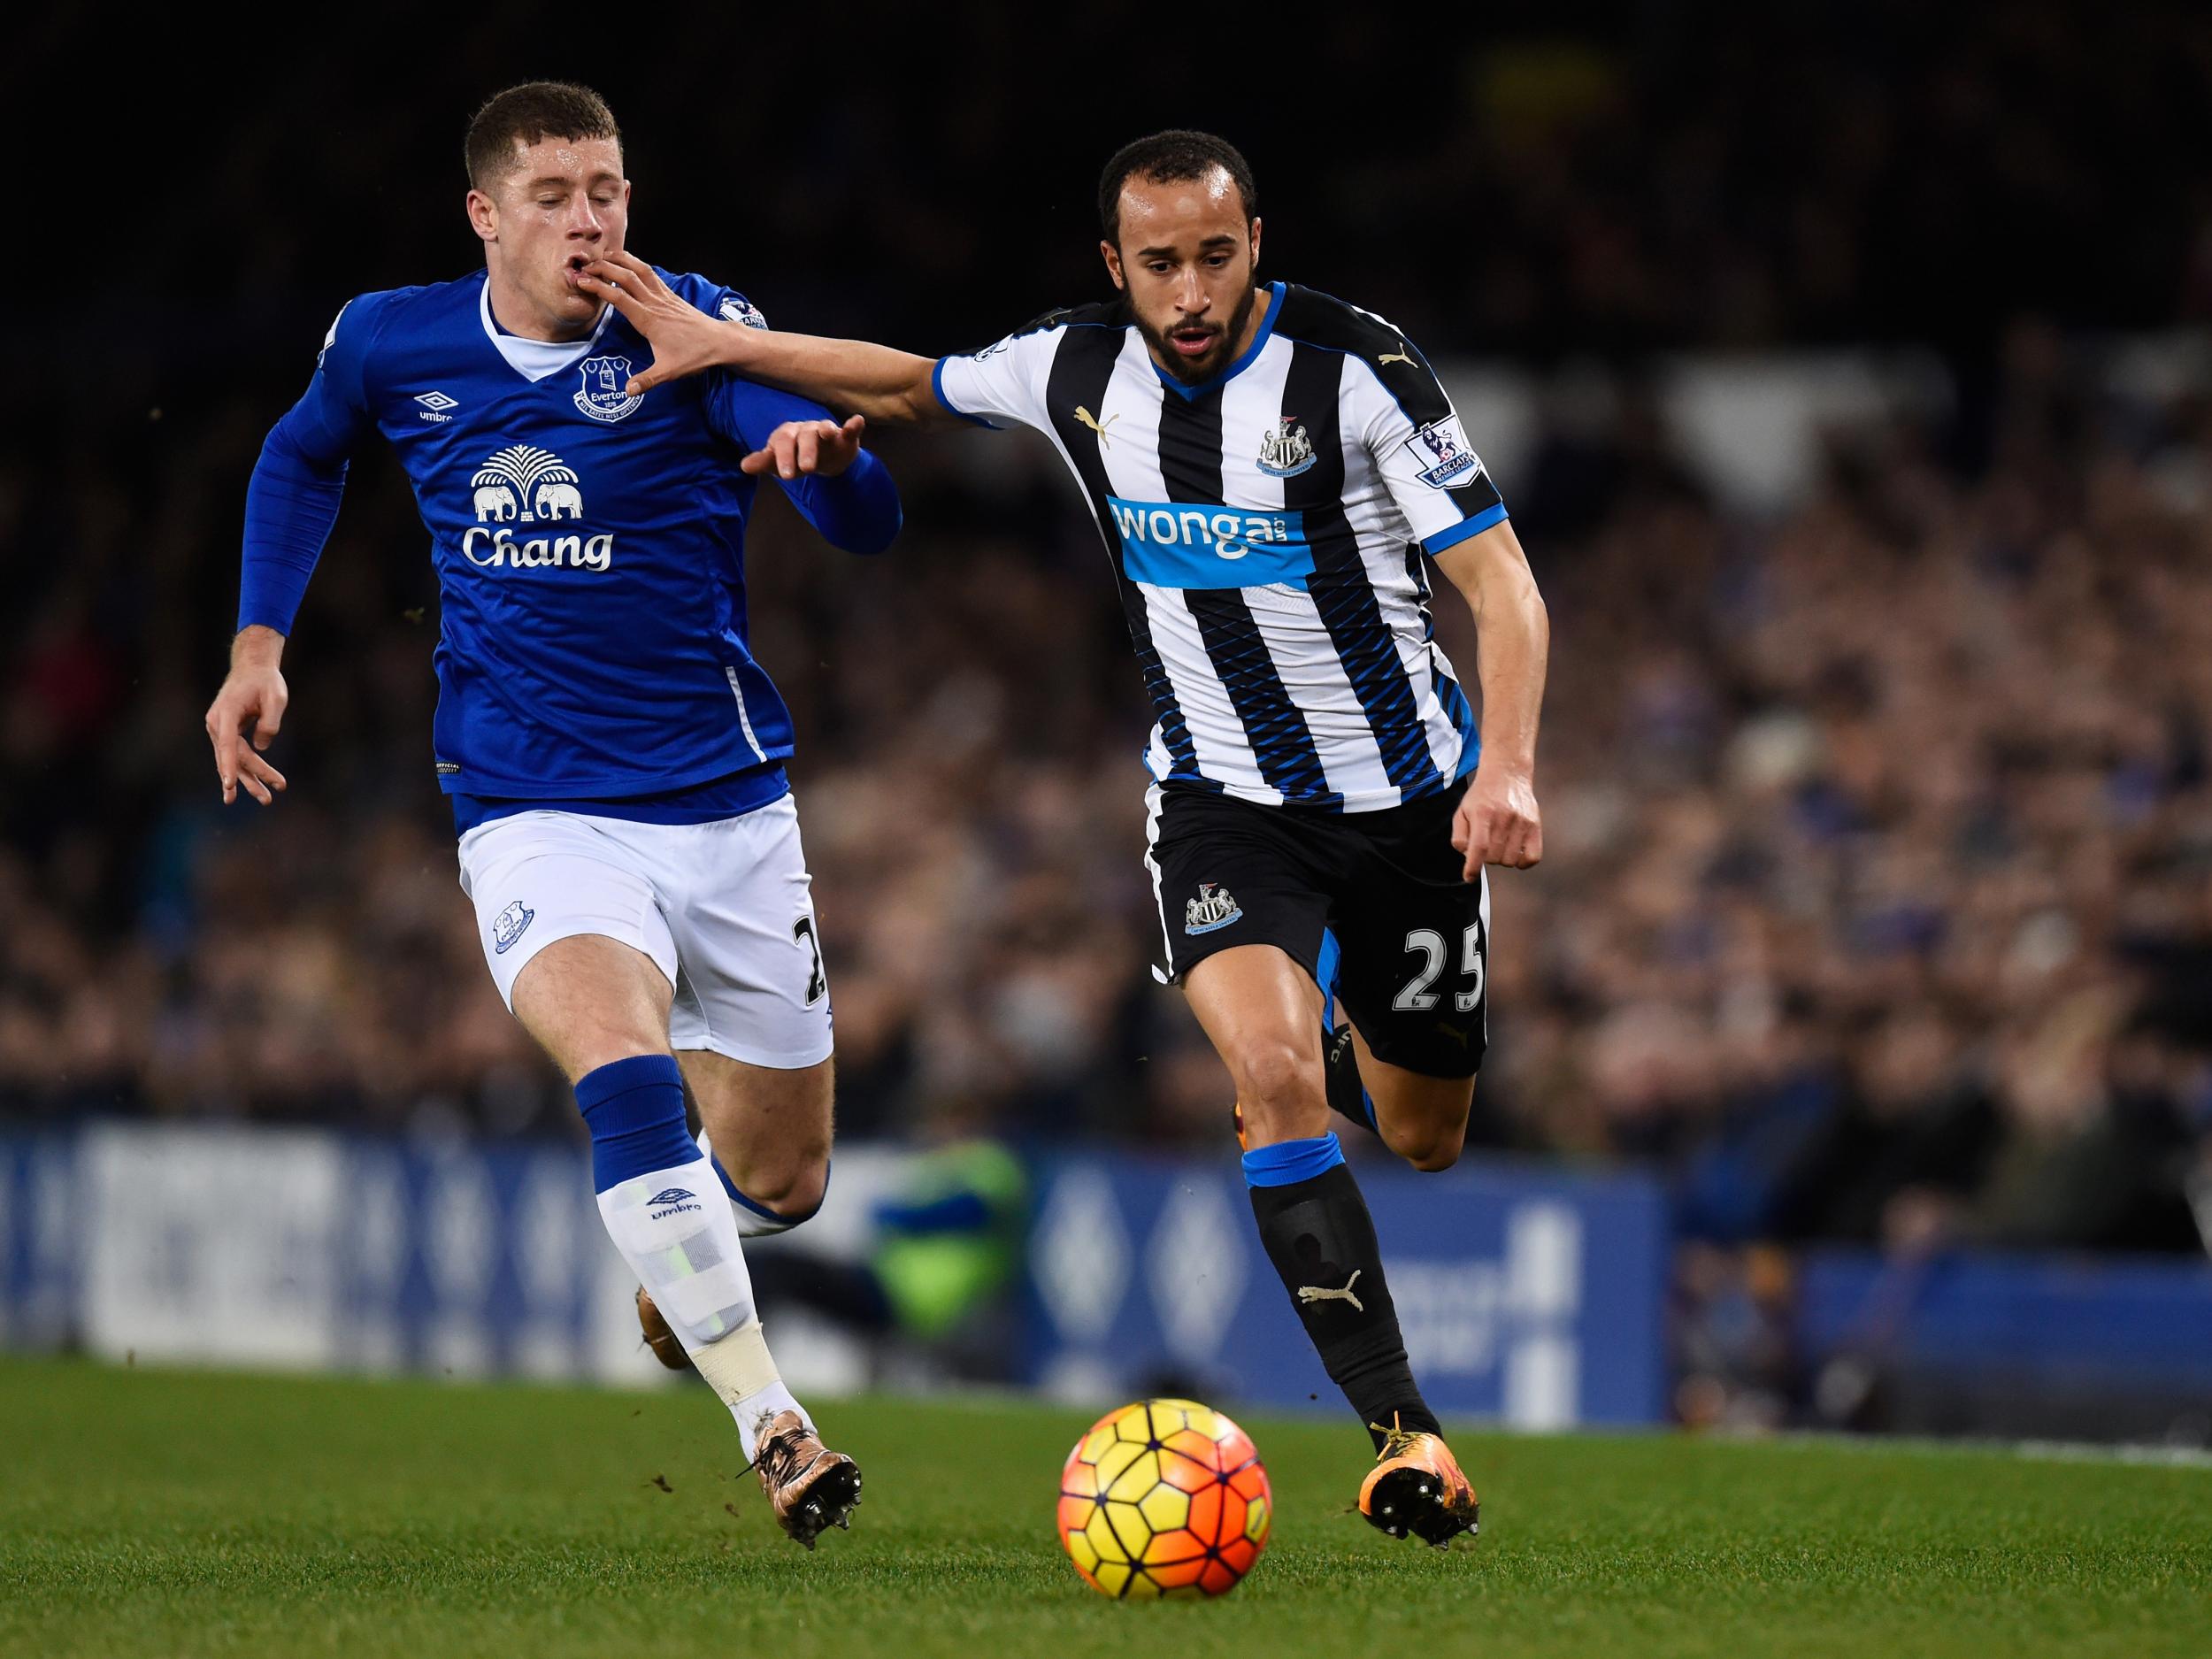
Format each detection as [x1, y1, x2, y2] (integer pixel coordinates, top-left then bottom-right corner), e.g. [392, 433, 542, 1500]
[595, 1154, 810, 1463]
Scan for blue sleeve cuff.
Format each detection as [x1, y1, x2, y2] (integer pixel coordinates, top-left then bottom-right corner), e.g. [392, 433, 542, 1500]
[932, 357, 999, 430]
[792, 447, 902, 555]
[1423, 503, 1509, 555]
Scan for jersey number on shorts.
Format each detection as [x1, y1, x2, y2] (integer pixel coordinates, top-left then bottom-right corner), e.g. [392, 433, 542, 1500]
[1394, 925, 1484, 1013]
[792, 916, 827, 1007]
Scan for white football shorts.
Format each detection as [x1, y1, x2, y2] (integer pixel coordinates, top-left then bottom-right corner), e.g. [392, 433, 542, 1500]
[456, 795, 832, 1068]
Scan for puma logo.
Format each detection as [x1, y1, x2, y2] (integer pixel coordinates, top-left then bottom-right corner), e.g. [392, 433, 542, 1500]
[1296, 1270, 1363, 1313]
[1074, 405, 1118, 447]
[1378, 342, 1417, 368]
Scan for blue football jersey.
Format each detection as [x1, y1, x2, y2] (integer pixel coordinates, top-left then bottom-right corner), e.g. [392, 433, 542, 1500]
[242, 267, 899, 800]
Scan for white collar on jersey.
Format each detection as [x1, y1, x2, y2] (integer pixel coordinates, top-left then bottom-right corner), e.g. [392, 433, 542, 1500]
[478, 274, 615, 382]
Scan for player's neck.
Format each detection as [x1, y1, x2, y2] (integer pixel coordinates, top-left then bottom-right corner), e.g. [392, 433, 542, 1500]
[483, 266, 600, 344]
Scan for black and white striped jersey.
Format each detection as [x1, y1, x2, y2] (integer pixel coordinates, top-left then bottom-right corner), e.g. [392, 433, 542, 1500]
[933, 280, 1509, 813]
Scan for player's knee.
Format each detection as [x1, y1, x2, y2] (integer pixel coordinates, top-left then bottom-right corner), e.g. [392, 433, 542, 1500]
[1402, 1126, 1466, 1173]
[1387, 1086, 1471, 1171]
[749, 1151, 830, 1221]
[733, 1122, 832, 1220]
[1234, 1040, 1328, 1142]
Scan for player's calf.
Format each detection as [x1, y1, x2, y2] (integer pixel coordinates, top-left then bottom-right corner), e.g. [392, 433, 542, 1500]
[1241, 1131, 1445, 1453]
[1337, 1027, 1476, 1172]
[579, 1053, 846, 1535]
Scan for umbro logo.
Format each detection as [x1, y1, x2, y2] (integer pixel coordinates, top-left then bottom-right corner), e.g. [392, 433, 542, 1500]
[648, 1187, 703, 1219]
[414, 389, 459, 423]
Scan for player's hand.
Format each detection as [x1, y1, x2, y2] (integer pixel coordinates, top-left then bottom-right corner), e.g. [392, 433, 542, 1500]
[204, 631, 290, 806]
[1451, 762, 1542, 879]
[740, 415, 867, 480]
[575, 250, 746, 394]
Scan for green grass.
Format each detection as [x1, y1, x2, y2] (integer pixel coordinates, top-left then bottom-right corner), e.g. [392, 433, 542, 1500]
[1, 1357, 2206, 1658]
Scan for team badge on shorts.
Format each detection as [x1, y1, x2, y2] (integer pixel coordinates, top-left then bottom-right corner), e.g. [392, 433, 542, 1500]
[492, 901, 535, 955]
[1186, 881, 1244, 935]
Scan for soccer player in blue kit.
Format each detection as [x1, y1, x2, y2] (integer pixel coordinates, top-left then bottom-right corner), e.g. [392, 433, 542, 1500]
[200, 83, 895, 1548]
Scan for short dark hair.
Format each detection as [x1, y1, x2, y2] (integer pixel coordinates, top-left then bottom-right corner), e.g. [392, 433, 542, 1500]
[465, 82, 621, 193]
[1097, 130, 1257, 246]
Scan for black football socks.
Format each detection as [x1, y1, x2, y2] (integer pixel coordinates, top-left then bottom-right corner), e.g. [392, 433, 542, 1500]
[1242, 1133, 1440, 1449]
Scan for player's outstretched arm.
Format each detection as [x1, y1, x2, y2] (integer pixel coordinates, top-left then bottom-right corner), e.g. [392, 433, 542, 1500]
[1433, 522, 1548, 879]
[211, 292, 378, 805]
[204, 626, 289, 806]
[579, 252, 956, 426]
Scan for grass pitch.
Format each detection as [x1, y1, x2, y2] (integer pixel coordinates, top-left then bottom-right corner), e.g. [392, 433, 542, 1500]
[2, 1357, 2207, 1658]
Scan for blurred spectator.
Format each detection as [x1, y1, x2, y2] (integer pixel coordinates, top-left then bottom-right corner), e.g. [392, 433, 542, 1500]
[751, 1101, 1029, 1383]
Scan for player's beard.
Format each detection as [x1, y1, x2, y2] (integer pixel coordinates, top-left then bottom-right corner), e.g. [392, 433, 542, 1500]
[1139, 282, 1261, 385]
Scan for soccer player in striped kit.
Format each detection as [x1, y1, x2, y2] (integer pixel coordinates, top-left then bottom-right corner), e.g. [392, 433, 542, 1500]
[580, 129, 1548, 1548]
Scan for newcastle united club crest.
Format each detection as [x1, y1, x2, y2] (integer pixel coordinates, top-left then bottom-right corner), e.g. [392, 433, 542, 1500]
[1256, 416, 1317, 478]
[1186, 881, 1245, 935]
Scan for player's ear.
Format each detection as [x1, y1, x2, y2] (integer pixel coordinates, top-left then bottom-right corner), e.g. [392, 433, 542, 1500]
[1248, 215, 1262, 273]
[465, 188, 498, 245]
[1100, 240, 1126, 291]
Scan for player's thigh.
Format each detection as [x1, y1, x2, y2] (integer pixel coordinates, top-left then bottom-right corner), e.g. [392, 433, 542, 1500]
[653, 796, 835, 1071]
[679, 1048, 833, 1213]
[1333, 856, 1491, 1090]
[512, 934, 679, 1081]
[1148, 784, 1336, 1140]
[1145, 782, 1334, 995]
[457, 811, 679, 1078]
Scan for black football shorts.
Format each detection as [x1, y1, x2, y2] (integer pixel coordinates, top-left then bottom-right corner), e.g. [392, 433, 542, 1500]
[1144, 776, 1490, 1079]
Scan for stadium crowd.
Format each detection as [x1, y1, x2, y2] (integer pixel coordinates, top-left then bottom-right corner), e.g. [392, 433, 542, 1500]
[6, 329, 2211, 1256]
[7, 2, 2212, 1257]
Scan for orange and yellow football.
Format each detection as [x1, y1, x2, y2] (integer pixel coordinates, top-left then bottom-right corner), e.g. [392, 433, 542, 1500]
[1056, 1397, 1271, 1599]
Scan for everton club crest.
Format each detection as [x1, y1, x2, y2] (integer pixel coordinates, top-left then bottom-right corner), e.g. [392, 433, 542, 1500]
[574, 354, 642, 423]
[1256, 415, 1317, 478]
